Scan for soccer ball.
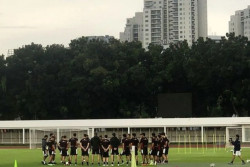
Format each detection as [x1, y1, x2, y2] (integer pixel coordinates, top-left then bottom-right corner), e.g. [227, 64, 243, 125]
[65, 162, 69, 166]
[246, 160, 250, 163]
[210, 163, 215, 167]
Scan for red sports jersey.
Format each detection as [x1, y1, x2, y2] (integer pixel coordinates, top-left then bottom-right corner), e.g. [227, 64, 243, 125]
[123, 138, 131, 148]
[140, 137, 148, 148]
[102, 138, 110, 149]
[131, 137, 139, 148]
[80, 138, 90, 148]
[59, 139, 68, 149]
[69, 137, 78, 147]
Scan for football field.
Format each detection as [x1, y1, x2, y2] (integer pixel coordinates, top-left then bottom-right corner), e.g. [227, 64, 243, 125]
[1, 148, 249, 167]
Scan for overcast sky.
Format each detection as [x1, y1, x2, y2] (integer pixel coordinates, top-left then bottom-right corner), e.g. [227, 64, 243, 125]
[0, 0, 249, 55]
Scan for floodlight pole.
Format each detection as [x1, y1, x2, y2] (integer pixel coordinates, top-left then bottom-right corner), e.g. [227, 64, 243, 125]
[57, 128, 60, 142]
[29, 129, 31, 149]
[92, 128, 95, 138]
[225, 127, 229, 144]
[242, 125, 246, 142]
[164, 126, 167, 134]
[22, 128, 25, 144]
[201, 126, 204, 143]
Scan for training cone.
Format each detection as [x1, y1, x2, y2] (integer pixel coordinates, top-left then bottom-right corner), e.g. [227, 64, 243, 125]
[131, 146, 137, 167]
[14, 160, 17, 167]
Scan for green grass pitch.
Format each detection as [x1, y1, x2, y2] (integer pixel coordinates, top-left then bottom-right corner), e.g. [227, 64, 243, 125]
[1, 148, 249, 167]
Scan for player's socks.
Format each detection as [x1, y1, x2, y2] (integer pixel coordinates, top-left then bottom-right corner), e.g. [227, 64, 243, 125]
[242, 160, 245, 165]
[87, 162, 89, 166]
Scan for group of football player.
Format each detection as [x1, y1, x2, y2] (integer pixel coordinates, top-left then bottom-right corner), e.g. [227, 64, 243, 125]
[41, 132, 169, 166]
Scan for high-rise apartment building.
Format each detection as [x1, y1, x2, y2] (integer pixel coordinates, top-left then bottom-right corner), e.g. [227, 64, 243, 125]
[229, 6, 250, 40]
[120, 12, 144, 42]
[143, 0, 207, 48]
[120, 0, 208, 48]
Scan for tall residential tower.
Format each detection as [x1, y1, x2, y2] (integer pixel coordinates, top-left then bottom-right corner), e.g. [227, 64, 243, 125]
[120, 12, 144, 42]
[229, 5, 250, 40]
[120, 0, 208, 48]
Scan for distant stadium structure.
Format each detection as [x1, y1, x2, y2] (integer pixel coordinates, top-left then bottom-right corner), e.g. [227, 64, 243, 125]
[0, 118, 250, 149]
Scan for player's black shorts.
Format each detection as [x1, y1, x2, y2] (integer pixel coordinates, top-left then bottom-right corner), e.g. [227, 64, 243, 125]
[61, 149, 68, 156]
[42, 150, 48, 157]
[150, 148, 157, 156]
[124, 147, 131, 156]
[81, 149, 89, 156]
[92, 148, 100, 154]
[134, 148, 138, 155]
[103, 150, 109, 157]
[48, 149, 55, 156]
[157, 149, 163, 157]
[100, 149, 104, 156]
[111, 148, 119, 155]
[141, 147, 148, 155]
[120, 150, 125, 156]
[163, 147, 169, 155]
[70, 147, 77, 155]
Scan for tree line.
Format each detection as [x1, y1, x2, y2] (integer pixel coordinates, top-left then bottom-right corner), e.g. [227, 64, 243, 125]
[0, 33, 250, 120]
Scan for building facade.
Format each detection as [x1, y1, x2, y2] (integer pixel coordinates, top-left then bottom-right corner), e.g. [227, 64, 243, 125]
[120, 0, 208, 49]
[86, 35, 114, 43]
[229, 5, 250, 40]
[120, 12, 144, 42]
